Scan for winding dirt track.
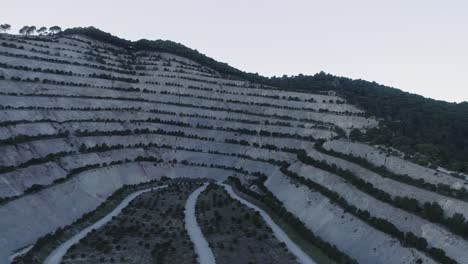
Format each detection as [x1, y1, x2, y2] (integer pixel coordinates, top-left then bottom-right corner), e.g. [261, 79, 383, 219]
[43, 185, 168, 264]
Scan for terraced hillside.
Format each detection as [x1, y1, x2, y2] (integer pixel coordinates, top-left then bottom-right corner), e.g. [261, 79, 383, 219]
[1, 32, 467, 264]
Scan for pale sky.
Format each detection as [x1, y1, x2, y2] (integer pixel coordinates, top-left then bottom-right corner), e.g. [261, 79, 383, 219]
[2, 0, 467, 102]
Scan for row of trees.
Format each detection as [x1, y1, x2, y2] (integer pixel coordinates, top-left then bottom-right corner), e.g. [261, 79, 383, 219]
[19, 25, 62, 35]
[296, 147, 468, 245]
[0, 24, 61, 35]
[315, 140, 468, 200]
[279, 166, 456, 264]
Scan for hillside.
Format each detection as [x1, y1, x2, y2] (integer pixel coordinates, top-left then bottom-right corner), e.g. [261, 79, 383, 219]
[63, 27, 468, 174]
[0, 30, 467, 264]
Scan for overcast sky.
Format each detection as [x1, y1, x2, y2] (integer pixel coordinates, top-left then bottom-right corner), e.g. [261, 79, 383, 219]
[2, 0, 467, 102]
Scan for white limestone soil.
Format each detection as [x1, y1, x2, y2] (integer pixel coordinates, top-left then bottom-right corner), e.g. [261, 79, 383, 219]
[43, 185, 168, 264]
[184, 183, 216, 264]
[218, 183, 316, 264]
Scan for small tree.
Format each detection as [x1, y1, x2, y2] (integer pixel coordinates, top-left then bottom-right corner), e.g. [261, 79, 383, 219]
[19, 26, 29, 35]
[0, 24, 11, 33]
[37, 26, 48, 35]
[26, 26, 36, 35]
[49, 26, 62, 34]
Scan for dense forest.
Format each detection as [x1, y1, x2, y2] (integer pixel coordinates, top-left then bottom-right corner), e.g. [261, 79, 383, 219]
[269, 74, 468, 173]
[61, 27, 468, 173]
